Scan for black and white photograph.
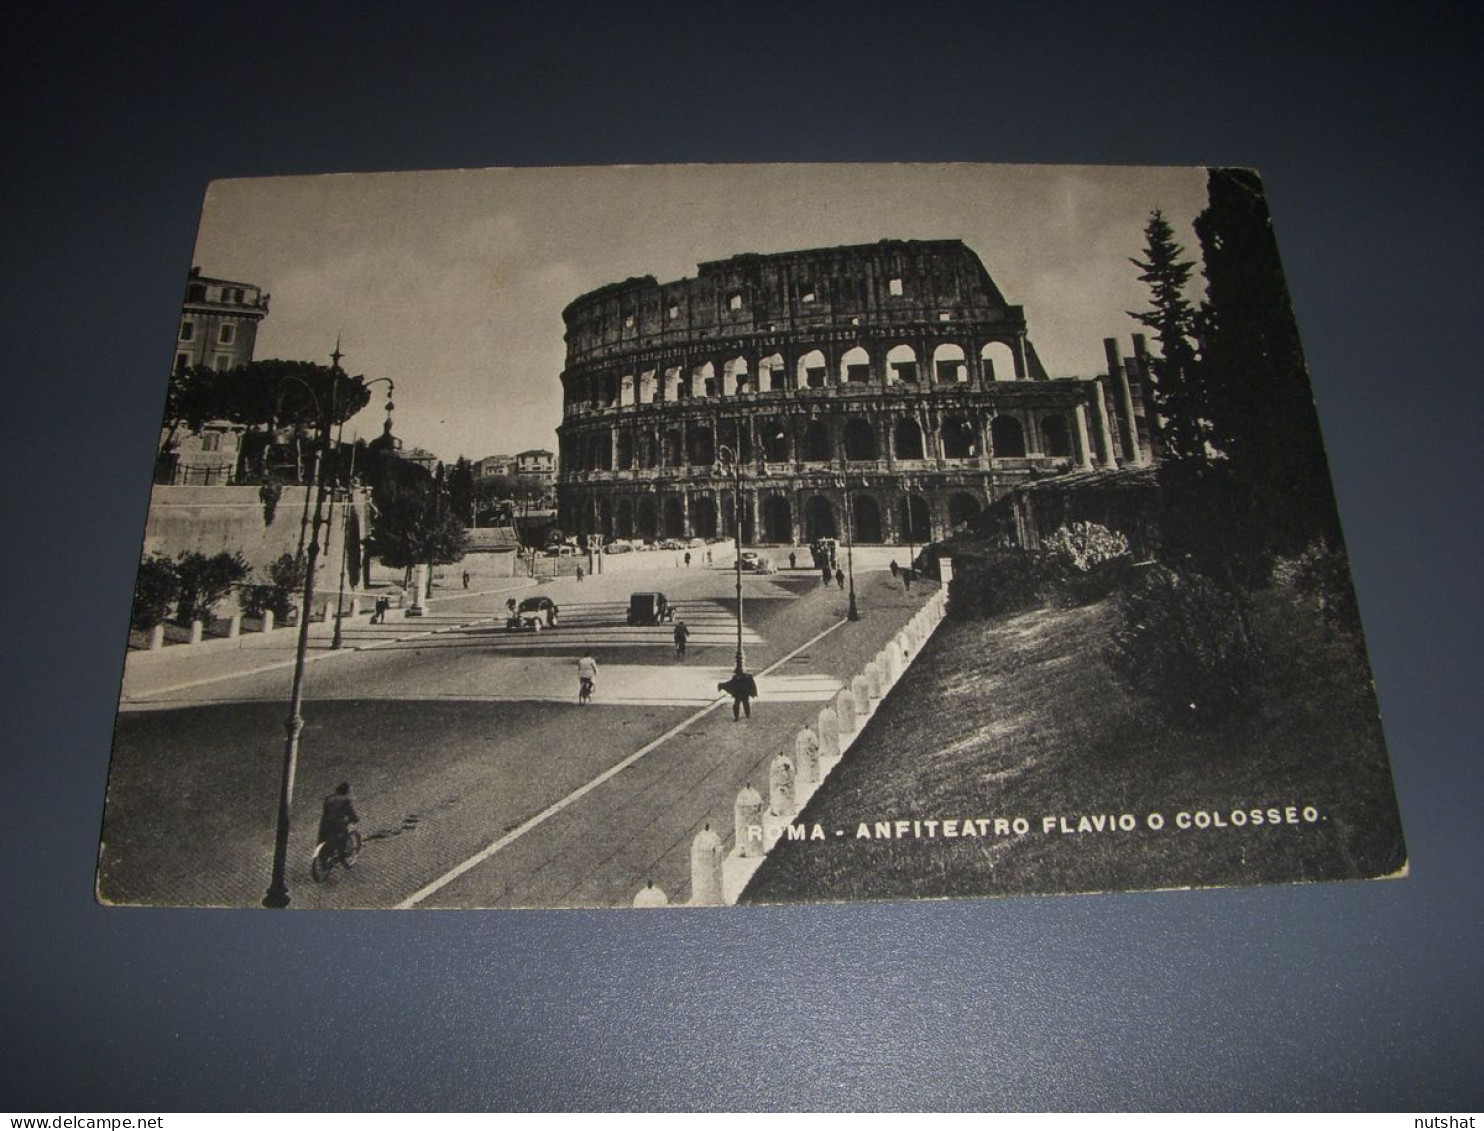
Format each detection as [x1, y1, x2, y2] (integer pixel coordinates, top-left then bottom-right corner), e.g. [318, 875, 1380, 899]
[99, 161, 1406, 911]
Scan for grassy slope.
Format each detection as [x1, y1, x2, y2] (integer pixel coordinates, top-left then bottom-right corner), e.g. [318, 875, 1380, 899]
[744, 588, 1406, 903]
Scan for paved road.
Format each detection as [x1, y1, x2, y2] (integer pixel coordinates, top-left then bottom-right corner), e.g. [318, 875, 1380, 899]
[102, 555, 935, 909]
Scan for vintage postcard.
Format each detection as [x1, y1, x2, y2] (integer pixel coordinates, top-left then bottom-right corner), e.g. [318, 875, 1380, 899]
[99, 163, 1407, 909]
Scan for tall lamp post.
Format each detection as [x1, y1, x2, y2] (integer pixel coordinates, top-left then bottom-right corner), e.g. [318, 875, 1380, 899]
[840, 474, 860, 621]
[331, 376, 395, 650]
[263, 350, 344, 909]
[717, 443, 746, 676]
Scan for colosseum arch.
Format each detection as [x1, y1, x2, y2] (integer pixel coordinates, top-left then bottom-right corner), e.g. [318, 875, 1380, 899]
[688, 424, 714, 466]
[663, 428, 684, 467]
[692, 495, 718, 539]
[723, 356, 750, 396]
[617, 430, 634, 470]
[691, 361, 715, 399]
[981, 341, 1018, 381]
[663, 367, 683, 401]
[762, 496, 793, 543]
[941, 414, 978, 459]
[853, 495, 884, 543]
[887, 344, 919, 385]
[1041, 413, 1072, 457]
[616, 498, 634, 539]
[894, 416, 926, 460]
[663, 497, 685, 538]
[620, 374, 635, 407]
[899, 494, 932, 543]
[761, 418, 789, 462]
[637, 497, 658, 541]
[758, 352, 784, 393]
[843, 417, 876, 461]
[797, 349, 828, 389]
[933, 343, 968, 383]
[992, 415, 1027, 457]
[599, 497, 614, 538]
[948, 492, 981, 532]
[804, 495, 837, 541]
[802, 419, 832, 463]
[840, 345, 872, 385]
[638, 370, 657, 404]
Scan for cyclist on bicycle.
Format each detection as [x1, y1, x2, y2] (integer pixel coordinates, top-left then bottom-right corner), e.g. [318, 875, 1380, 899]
[318, 781, 359, 851]
[576, 651, 598, 704]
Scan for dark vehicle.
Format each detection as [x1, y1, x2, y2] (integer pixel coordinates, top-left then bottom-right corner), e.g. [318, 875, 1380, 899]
[507, 594, 559, 630]
[626, 592, 675, 625]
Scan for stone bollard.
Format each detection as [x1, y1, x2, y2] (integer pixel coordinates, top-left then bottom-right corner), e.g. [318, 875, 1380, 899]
[226, 614, 241, 640]
[690, 824, 724, 906]
[794, 728, 821, 787]
[734, 786, 766, 859]
[148, 624, 165, 651]
[865, 660, 883, 700]
[632, 880, 669, 908]
[851, 673, 871, 717]
[189, 620, 204, 645]
[879, 647, 898, 687]
[769, 752, 796, 820]
[350, 595, 362, 617]
[817, 706, 840, 760]
[896, 630, 912, 663]
[262, 609, 275, 633]
[833, 687, 857, 735]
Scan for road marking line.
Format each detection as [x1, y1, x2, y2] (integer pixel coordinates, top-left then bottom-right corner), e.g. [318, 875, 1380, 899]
[396, 616, 850, 908]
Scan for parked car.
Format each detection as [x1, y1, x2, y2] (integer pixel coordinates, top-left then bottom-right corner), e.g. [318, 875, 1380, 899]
[626, 592, 675, 625]
[604, 541, 635, 554]
[752, 556, 775, 574]
[738, 550, 760, 570]
[507, 595, 559, 630]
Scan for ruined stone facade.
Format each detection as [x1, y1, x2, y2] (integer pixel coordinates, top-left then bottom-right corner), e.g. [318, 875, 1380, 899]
[557, 239, 1150, 546]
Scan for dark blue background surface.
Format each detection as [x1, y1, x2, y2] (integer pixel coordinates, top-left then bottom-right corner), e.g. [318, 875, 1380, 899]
[2, 1, 1479, 1110]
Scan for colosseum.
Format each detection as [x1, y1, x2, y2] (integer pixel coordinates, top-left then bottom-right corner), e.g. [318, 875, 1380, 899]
[556, 239, 1150, 548]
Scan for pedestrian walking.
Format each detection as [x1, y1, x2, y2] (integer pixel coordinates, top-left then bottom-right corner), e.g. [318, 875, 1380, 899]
[462, 570, 470, 589]
[576, 564, 584, 582]
[789, 551, 797, 570]
[719, 670, 759, 720]
[835, 567, 845, 590]
[684, 551, 692, 568]
[889, 559, 899, 578]
[674, 619, 689, 659]
[821, 564, 831, 584]
[706, 549, 712, 565]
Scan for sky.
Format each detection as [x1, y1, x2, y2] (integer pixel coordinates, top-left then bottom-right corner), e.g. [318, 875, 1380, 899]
[188, 163, 1209, 463]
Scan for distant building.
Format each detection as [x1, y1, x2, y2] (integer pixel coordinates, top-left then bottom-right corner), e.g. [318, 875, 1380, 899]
[161, 267, 271, 484]
[474, 454, 516, 480]
[174, 267, 270, 375]
[515, 449, 557, 507]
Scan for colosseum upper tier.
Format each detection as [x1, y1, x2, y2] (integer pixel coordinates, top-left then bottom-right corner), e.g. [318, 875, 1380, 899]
[557, 239, 1149, 547]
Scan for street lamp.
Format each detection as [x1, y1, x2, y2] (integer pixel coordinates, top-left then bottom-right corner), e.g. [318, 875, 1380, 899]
[716, 443, 746, 677]
[263, 348, 345, 909]
[331, 376, 394, 650]
[839, 473, 860, 621]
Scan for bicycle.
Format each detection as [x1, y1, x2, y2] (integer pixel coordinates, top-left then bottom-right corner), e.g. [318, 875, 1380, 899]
[310, 824, 362, 882]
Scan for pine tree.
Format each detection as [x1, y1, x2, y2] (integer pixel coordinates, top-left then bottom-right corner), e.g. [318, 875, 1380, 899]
[1129, 210, 1209, 464]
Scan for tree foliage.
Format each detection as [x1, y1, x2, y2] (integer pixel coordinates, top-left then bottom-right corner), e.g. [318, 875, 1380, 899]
[1129, 211, 1210, 465]
[240, 553, 306, 621]
[369, 480, 469, 571]
[173, 551, 250, 624]
[1194, 167, 1342, 562]
[131, 554, 180, 632]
